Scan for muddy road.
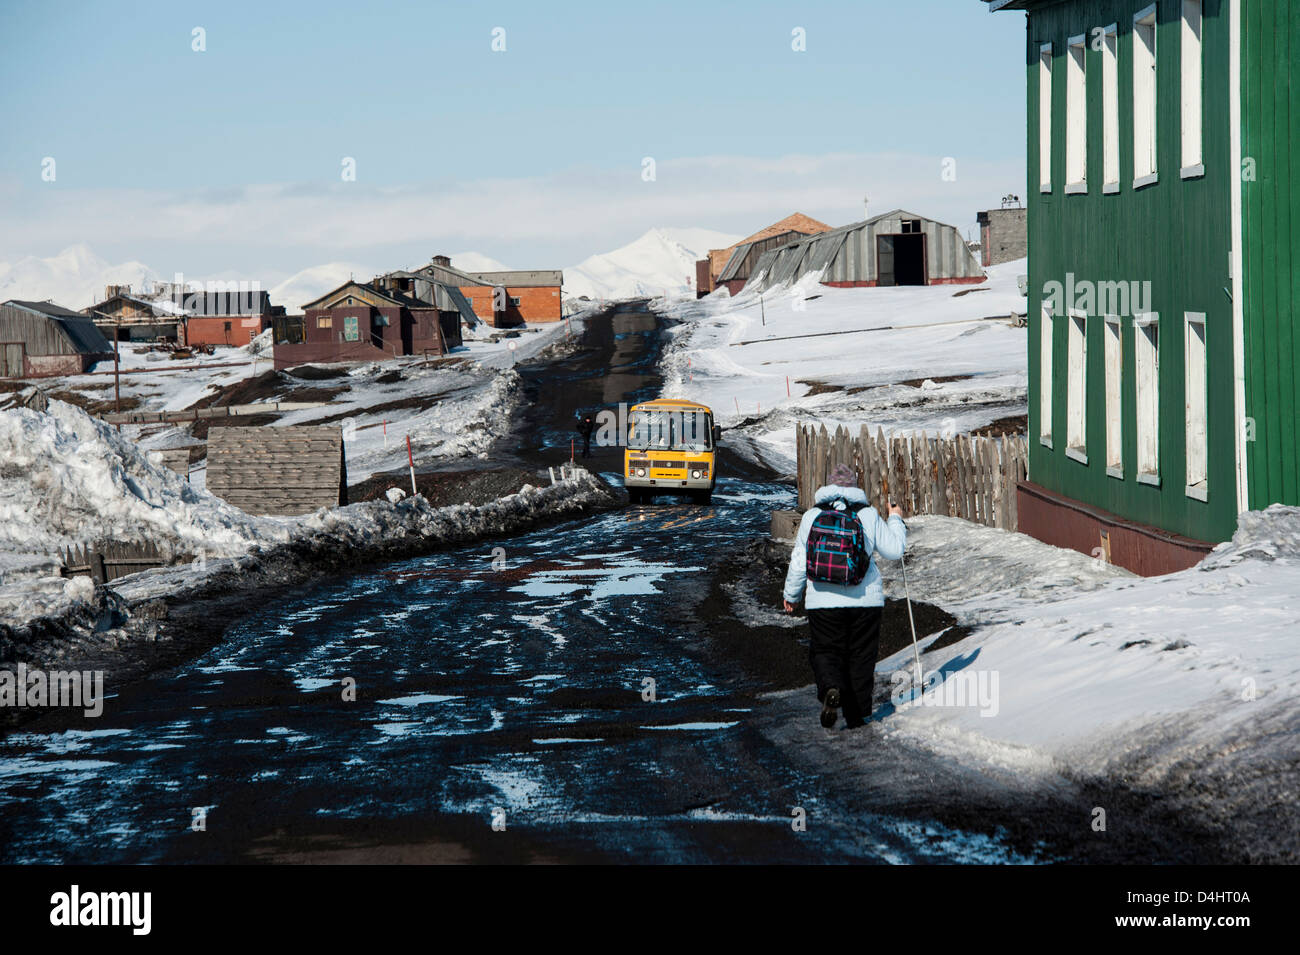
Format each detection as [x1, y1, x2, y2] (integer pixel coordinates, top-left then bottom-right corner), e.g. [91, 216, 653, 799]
[0, 305, 1035, 864]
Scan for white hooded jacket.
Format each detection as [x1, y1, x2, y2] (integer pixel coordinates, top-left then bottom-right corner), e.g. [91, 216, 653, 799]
[783, 484, 907, 609]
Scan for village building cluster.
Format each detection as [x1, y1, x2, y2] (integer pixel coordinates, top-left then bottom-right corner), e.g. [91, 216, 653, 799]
[0, 254, 566, 377]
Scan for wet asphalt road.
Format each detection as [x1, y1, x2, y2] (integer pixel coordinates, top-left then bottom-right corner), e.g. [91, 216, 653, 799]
[0, 305, 1027, 863]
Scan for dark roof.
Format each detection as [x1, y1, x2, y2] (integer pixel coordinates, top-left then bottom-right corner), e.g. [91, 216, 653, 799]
[166, 290, 271, 317]
[3, 299, 87, 319]
[984, 0, 1031, 9]
[0, 300, 113, 354]
[54, 315, 113, 354]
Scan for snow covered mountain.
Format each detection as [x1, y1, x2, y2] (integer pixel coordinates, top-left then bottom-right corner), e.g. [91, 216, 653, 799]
[563, 227, 743, 303]
[269, 263, 373, 310]
[0, 245, 158, 310]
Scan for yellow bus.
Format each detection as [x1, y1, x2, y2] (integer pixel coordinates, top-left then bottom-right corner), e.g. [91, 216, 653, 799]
[623, 398, 721, 505]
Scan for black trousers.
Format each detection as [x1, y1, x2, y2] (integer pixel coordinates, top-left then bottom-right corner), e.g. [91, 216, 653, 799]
[807, 606, 883, 727]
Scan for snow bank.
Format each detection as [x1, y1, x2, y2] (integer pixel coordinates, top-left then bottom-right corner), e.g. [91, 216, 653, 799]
[658, 260, 1029, 471]
[0, 400, 279, 560]
[870, 511, 1300, 789]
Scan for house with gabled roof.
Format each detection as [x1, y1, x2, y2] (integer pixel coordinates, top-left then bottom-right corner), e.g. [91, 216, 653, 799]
[272, 277, 467, 370]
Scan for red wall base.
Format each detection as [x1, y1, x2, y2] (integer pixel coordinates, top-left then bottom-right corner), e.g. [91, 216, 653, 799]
[820, 275, 985, 288]
[1016, 480, 1215, 576]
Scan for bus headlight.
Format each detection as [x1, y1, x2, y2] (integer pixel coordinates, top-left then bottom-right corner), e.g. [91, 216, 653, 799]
[691, 469, 702, 479]
[635, 468, 646, 477]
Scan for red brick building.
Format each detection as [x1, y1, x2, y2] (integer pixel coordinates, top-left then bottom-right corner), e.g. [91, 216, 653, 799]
[170, 289, 273, 347]
[408, 256, 564, 327]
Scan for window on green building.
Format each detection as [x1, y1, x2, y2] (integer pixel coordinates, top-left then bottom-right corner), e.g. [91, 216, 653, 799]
[1101, 23, 1120, 192]
[1039, 42, 1053, 193]
[1104, 316, 1123, 476]
[1135, 314, 1161, 482]
[1133, 5, 1159, 187]
[1066, 35, 1088, 192]
[1040, 306, 1054, 446]
[1181, 0, 1204, 175]
[1067, 312, 1088, 460]
[1185, 313, 1208, 499]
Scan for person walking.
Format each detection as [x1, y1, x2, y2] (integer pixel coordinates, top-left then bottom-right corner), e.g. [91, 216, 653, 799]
[782, 463, 907, 729]
[575, 414, 596, 458]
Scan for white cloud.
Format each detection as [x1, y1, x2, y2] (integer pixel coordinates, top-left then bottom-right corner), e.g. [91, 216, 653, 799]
[0, 151, 1020, 273]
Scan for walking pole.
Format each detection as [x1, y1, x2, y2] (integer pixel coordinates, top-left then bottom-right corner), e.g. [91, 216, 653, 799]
[899, 548, 925, 696]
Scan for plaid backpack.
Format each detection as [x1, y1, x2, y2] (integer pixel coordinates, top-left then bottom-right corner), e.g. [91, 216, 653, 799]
[805, 498, 870, 585]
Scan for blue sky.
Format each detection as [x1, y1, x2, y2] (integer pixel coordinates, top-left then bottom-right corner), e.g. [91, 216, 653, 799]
[0, 0, 1026, 284]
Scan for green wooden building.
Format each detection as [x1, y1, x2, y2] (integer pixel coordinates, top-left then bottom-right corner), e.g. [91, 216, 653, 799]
[987, 0, 1298, 574]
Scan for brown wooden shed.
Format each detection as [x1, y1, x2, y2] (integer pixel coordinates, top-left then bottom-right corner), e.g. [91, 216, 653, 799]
[206, 426, 348, 515]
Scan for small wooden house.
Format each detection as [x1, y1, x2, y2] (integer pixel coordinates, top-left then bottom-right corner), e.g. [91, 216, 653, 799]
[273, 279, 466, 370]
[84, 286, 184, 342]
[0, 300, 114, 377]
[987, 0, 1300, 574]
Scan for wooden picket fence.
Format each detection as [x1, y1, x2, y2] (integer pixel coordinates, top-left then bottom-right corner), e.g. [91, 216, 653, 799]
[796, 424, 1029, 530]
[61, 540, 190, 584]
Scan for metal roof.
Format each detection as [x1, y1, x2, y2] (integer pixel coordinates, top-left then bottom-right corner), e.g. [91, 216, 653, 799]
[1, 300, 113, 354]
[54, 315, 113, 354]
[717, 243, 753, 282]
[165, 290, 271, 317]
[3, 299, 87, 320]
[470, 269, 564, 287]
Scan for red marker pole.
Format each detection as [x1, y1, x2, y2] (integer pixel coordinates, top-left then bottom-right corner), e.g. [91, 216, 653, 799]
[786, 375, 790, 397]
[383, 418, 388, 448]
[570, 438, 575, 466]
[734, 397, 740, 415]
[406, 435, 417, 497]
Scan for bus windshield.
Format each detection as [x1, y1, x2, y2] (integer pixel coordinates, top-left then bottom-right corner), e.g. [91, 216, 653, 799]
[628, 409, 713, 452]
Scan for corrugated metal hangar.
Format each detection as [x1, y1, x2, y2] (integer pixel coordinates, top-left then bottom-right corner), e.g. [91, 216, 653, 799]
[743, 209, 984, 293]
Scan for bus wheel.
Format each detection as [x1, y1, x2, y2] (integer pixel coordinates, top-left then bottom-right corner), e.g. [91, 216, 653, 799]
[692, 489, 712, 505]
[628, 489, 643, 505]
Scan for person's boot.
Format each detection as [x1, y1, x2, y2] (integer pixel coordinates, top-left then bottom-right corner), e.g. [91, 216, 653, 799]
[820, 688, 840, 728]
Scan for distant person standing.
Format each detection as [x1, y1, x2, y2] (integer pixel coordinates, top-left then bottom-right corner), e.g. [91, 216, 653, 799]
[576, 414, 596, 458]
[782, 463, 907, 729]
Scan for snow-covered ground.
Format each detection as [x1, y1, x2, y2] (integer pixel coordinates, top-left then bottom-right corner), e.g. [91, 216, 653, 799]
[875, 510, 1300, 759]
[772, 508, 1299, 857]
[4, 309, 592, 489]
[658, 260, 1028, 473]
[0, 397, 609, 636]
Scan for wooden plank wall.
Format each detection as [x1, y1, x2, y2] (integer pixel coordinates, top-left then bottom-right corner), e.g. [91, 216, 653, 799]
[795, 423, 1029, 530]
[61, 540, 188, 584]
[207, 425, 347, 516]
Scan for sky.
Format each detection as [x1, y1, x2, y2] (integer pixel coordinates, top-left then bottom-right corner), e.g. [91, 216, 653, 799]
[0, 0, 1027, 286]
